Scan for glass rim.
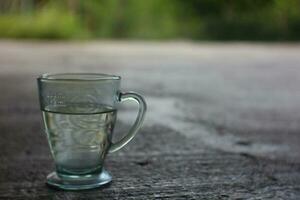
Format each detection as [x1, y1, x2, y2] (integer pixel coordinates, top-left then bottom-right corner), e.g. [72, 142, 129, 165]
[37, 73, 121, 82]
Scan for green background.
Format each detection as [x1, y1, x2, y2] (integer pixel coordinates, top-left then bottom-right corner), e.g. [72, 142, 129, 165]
[1, 0, 300, 40]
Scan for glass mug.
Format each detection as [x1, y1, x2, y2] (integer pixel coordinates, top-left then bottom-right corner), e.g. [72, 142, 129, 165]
[37, 73, 146, 190]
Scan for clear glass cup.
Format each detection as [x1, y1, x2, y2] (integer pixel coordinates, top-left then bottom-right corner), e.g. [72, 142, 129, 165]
[37, 73, 146, 190]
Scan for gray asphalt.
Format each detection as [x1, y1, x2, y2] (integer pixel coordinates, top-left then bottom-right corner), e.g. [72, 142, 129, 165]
[1, 41, 299, 162]
[1, 41, 300, 199]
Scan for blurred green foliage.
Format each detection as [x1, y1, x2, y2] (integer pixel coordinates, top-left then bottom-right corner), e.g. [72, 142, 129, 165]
[0, 0, 300, 40]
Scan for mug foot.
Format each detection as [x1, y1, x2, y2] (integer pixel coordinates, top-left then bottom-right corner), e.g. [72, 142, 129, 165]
[46, 169, 112, 190]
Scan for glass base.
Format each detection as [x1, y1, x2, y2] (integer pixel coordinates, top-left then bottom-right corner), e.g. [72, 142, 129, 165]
[46, 169, 112, 190]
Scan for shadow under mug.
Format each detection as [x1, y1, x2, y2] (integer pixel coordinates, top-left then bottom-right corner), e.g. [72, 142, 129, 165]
[37, 73, 146, 190]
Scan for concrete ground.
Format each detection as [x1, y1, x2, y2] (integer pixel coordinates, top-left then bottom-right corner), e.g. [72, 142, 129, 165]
[0, 41, 300, 199]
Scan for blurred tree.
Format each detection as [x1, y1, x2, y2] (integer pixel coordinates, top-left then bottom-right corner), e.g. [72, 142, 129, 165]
[0, 0, 300, 40]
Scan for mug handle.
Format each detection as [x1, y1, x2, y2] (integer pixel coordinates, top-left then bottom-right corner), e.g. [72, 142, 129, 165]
[109, 91, 147, 153]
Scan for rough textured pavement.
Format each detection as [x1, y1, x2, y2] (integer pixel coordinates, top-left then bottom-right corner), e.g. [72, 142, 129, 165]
[0, 41, 300, 199]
